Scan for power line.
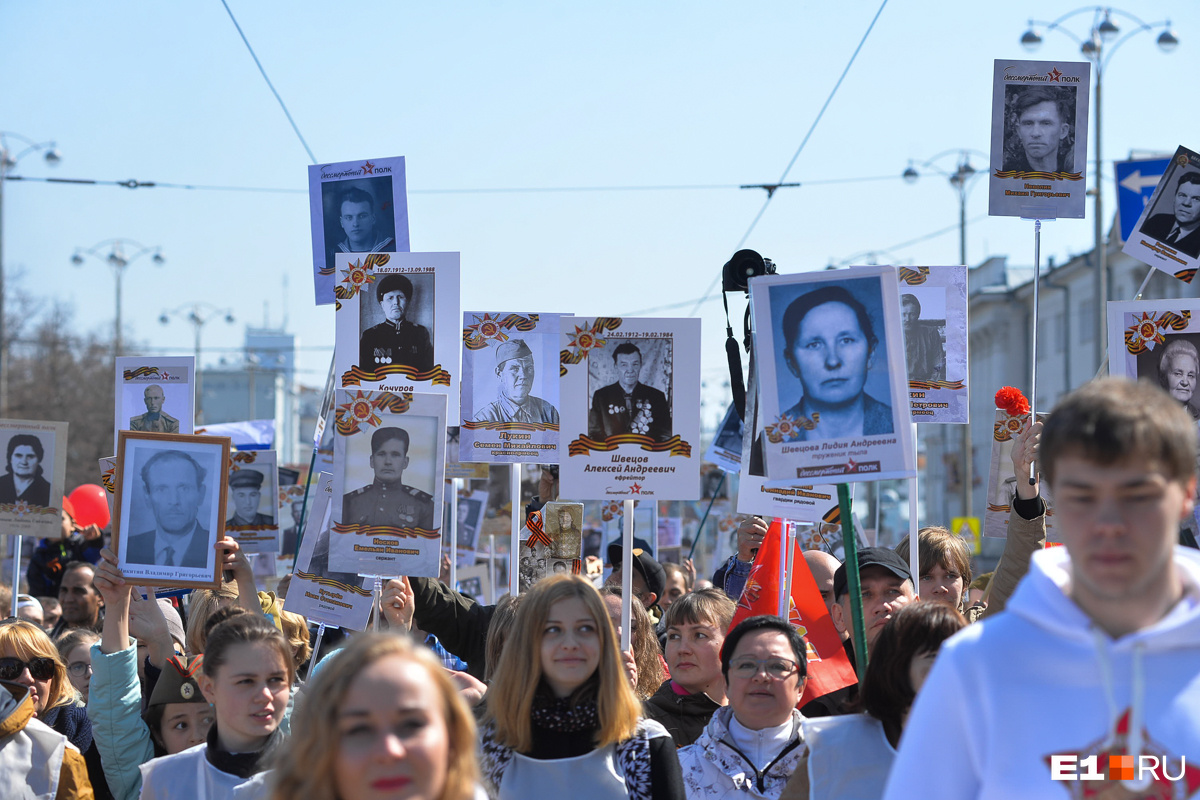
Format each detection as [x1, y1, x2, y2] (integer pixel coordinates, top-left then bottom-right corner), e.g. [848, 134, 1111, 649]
[218, 0, 318, 165]
[689, 0, 890, 315]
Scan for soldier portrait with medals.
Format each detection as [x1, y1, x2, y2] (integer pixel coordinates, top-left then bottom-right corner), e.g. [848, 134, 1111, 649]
[342, 425, 434, 532]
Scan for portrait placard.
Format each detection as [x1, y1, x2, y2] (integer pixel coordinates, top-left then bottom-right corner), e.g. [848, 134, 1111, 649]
[983, 409, 1056, 541]
[309, 156, 410, 305]
[1107, 298, 1200, 541]
[224, 450, 279, 554]
[278, 482, 308, 563]
[114, 357, 195, 450]
[558, 316, 701, 500]
[0, 419, 68, 537]
[456, 563, 492, 605]
[704, 403, 744, 474]
[1120, 146, 1200, 285]
[459, 312, 562, 464]
[334, 251, 461, 422]
[451, 489, 489, 566]
[517, 502, 584, 592]
[749, 267, 914, 484]
[897, 266, 969, 423]
[285, 473, 373, 630]
[444, 428, 489, 480]
[735, 474, 838, 523]
[331, 390, 448, 578]
[988, 59, 1090, 219]
[113, 432, 231, 589]
[99, 456, 117, 521]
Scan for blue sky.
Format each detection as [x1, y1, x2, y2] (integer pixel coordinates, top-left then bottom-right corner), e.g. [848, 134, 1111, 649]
[3, 1, 1197, 428]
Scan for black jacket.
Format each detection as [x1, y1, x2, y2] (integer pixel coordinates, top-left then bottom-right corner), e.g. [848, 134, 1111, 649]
[642, 680, 722, 747]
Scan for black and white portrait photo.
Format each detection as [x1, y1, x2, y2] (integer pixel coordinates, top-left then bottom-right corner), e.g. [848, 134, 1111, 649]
[114, 432, 230, 588]
[455, 494, 484, 550]
[473, 338, 559, 425]
[226, 467, 276, 528]
[900, 291, 946, 382]
[1139, 170, 1200, 260]
[342, 424, 436, 533]
[114, 357, 195, 448]
[1136, 333, 1200, 421]
[358, 271, 435, 375]
[770, 279, 895, 441]
[128, 384, 180, 434]
[587, 339, 673, 442]
[1001, 85, 1077, 175]
[321, 177, 398, 267]
[543, 502, 583, 559]
[0, 433, 52, 507]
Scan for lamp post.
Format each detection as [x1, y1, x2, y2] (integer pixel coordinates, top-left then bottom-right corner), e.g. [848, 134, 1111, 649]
[71, 239, 165, 356]
[1019, 7, 1179, 366]
[159, 303, 235, 424]
[902, 149, 986, 521]
[0, 133, 61, 415]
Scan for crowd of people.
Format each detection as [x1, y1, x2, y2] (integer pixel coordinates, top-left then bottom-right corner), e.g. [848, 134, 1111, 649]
[2, 376, 1199, 798]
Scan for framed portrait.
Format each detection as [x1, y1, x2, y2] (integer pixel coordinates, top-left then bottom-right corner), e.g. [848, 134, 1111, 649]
[286, 473, 374, 631]
[988, 59, 1090, 219]
[704, 403, 744, 475]
[112, 431, 231, 589]
[1121, 146, 1200, 285]
[224, 450, 279, 554]
[749, 266, 914, 484]
[334, 251, 461, 422]
[308, 156, 410, 305]
[331, 390, 448, 578]
[459, 312, 562, 464]
[113, 356, 195, 450]
[897, 266, 969, 423]
[278, 482, 308, 563]
[558, 316, 701, 501]
[983, 409, 1057, 541]
[0, 419, 68, 537]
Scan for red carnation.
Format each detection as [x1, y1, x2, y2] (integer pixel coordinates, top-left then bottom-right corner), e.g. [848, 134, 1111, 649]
[995, 386, 1030, 416]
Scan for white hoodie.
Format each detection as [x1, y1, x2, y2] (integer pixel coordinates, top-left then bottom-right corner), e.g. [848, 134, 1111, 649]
[883, 545, 1200, 800]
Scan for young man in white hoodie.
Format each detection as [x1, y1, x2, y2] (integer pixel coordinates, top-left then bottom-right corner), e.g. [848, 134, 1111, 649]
[884, 377, 1200, 799]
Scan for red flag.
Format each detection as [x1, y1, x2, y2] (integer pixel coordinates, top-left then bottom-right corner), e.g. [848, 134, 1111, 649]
[728, 521, 857, 706]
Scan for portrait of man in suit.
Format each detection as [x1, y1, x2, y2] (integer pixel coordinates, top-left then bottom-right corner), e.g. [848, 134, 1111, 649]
[129, 385, 180, 434]
[124, 449, 212, 569]
[587, 342, 672, 442]
[1140, 172, 1200, 259]
[0, 434, 51, 507]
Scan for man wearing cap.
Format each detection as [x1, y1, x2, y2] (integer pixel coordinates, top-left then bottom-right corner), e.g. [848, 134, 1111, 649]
[129, 384, 180, 434]
[605, 536, 666, 620]
[474, 338, 559, 424]
[343, 426, 434, 532]
[803, 547, 915, 718]
[358, 273, 433, 374]
[588, 342, 672, 442]
[226, 469, 274, 528]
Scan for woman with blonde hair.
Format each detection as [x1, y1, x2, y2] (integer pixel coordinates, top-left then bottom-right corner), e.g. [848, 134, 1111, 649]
[480, 574, 684, 799]
[269, 632, 479, 800]
[0, 618, 109, 796]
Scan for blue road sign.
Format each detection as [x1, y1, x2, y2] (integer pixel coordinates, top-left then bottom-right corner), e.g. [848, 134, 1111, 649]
[1116, 157, 1171, 243]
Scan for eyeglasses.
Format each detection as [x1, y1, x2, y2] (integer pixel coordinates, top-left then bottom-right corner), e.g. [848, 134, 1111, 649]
[0, 656, 57, 681]
[67, 661, 92, 678]
[729, 657, 799, 680]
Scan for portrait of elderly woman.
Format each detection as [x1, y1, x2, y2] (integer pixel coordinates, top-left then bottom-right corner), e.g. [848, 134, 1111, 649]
[777, 284, 894, 441]
[0, 434, 52, 507]
[1158, 337, 1200, 420]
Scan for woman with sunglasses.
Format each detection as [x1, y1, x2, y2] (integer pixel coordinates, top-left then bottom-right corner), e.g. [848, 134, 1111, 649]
[677, 616, 808, 800]
[0, 618, 112, 798]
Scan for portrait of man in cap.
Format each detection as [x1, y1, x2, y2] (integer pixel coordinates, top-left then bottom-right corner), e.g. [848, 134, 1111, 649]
[129, 384, 180, 434]
[343, 425, 434, 532]
[473, 338, 559, 425]
[226, 469, 274, 528]
[359, 273, 434, 374]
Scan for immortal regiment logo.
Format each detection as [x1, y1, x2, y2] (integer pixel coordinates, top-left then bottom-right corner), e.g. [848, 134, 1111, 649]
[320, 161, 392, 180]
[1047, 712, 1199, 798]
[123, 366, 185, 382]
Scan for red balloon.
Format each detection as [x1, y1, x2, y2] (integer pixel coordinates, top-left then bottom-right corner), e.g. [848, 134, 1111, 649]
[68, 484, 111, 529]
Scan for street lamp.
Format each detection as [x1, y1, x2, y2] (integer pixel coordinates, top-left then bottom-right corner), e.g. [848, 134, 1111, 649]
[1018, 7, 1179, 367]
[71, 239, 165, 356]
[903, 148, 986, 521]
[160, 303, 235, 424]
[0, 132, 61, 415]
